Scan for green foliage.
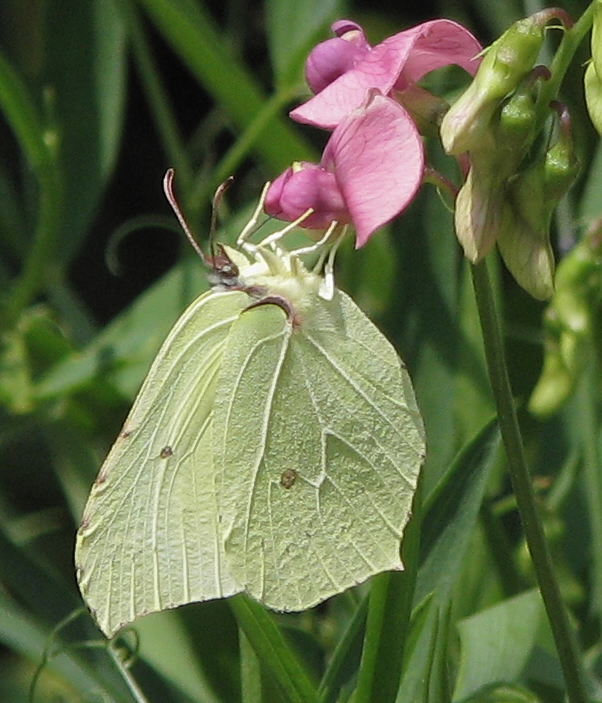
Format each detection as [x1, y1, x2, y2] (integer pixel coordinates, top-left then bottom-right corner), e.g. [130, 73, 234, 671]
[0, 1, 601, 702]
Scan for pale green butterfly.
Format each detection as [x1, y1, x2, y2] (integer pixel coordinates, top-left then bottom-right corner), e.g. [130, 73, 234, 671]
[75, 170, 426, 638]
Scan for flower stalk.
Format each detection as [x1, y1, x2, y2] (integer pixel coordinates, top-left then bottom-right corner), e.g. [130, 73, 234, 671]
[471, 259, 588, 703]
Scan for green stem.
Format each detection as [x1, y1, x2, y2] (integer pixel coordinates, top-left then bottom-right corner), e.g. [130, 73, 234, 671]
[471, 260, 587, 703]
[3, 174, 62, 327]
[575, 365, 602, 620]
[536, 1, 596, 125]
[108, 643, 152, 703]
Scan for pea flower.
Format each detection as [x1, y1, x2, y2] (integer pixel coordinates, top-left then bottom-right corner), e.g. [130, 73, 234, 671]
[292, 19, 482, 130]
[266, 19, 481, 247]
[266, 92, 422, 247]
[440, 9, 577, 300]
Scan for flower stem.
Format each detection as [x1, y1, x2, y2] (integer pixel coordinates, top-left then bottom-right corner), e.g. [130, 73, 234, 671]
[536, 1, 596, 127]
[470, 260, 588, 703]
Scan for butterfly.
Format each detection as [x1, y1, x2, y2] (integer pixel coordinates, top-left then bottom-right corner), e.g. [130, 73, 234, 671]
[75, 170, 425, 637]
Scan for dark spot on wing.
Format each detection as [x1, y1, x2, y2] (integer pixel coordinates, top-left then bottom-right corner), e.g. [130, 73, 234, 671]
[160, 446, 173, 459]
[280, 469, 297, 489]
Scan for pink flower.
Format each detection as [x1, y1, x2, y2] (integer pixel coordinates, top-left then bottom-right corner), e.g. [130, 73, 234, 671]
[292, 19, 482, 130]
[266, 92, 423, 247]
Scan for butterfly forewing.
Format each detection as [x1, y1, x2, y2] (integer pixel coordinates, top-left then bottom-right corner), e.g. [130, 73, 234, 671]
[76, 289, 248, 637]
[213, 291, 425, 611]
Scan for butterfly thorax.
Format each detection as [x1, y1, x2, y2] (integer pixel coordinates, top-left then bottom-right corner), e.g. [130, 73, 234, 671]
[222, 244, 325, 319]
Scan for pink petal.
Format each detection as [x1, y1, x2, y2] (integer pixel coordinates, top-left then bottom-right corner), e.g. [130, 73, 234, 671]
[324, 93, 424, 247]
[305, 37, 369, 94]
[291, 19, 481, 130]
[265, 164, 350, 229]
[292, 33, 416, 129]
[331, 20, 366, 40]
[305, 21, 372, 95]
[398, 19, 482, 86]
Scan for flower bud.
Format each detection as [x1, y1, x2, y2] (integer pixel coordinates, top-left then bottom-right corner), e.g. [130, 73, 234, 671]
[544, 102, 579, 201]
[528, 340, 574, 417]
[441, 9, 570, 154]
[454, 158, 508, 262]
[529, 223, 602, 417]
[452, 84, 543, 265]
[441, 18, 543, 154]
[585, 62, 602, 136]
[585, 2, 602, 134]
[304, 21, 370, 94]
[591, 0, 602, 78]
[497, 103, 578, 300]
[497, 70, 548, 148]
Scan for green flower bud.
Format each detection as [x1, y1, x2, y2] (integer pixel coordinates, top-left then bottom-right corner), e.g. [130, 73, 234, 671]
[585, 2, 602, 134]
[498, 86, 538, 146]
[529, 223, 602, 417]
[497, 103, 578, 300]
[543, 102, 579, 201]
[591, 0, 602, 78]
[585, 62, 602, 136]
[442, 15, 547, 154]
[497, 209, 556, 300]
[454, 156, 508, 262]
[529, 328, 574, 417]
[452, 85, 545, 265]
[441, 9, 572, 154]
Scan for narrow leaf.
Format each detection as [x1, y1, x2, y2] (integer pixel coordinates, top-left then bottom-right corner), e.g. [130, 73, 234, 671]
[229, 595, 318, 703]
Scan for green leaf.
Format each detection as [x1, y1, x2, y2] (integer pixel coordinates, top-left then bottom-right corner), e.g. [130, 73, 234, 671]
[135, 0, 315, 173]
[416, 419, 501, 604]
[135, 610, 223, 703]
[395, 596, 438, 703]
[0, 591, 126, 702]
[230, 596, 318, 703]
[453, 590, 545, 701]
[0, 49, 54, 177]
[0, 48, 62, 324]
[36, 256, 208, 401]
[317, 596, 368, 703]
[44, 0, 127, 262]
[265, 0, 341, 88]
[578, 135, 602, 221]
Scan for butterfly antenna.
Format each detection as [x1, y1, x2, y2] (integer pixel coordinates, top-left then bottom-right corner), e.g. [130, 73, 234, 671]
[210, 176, 234, 261]
[163, 168, 206, 262]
